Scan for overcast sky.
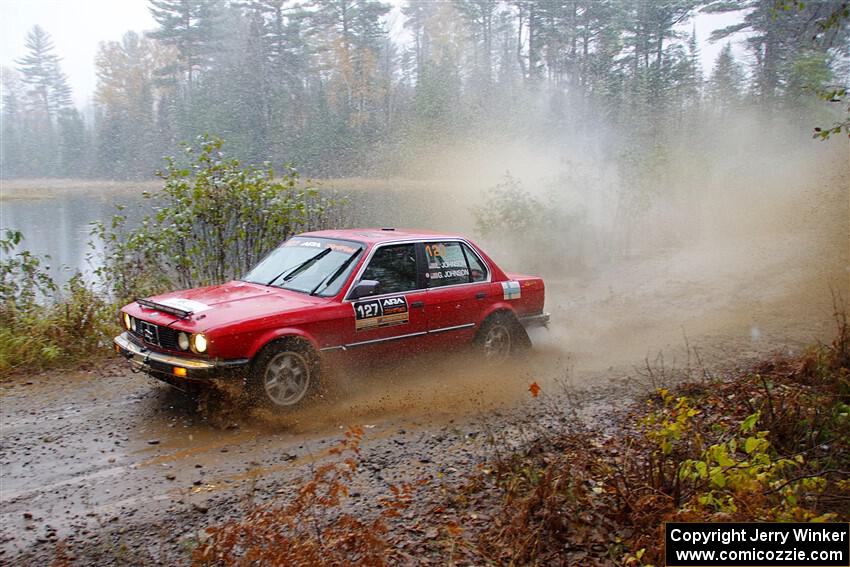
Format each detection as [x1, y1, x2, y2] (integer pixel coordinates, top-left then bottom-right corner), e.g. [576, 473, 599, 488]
[1, 0, 156, 106]
[0, 0, 742, 109]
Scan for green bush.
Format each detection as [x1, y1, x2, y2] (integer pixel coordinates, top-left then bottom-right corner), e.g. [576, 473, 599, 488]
[0, 229, 57, 314]
[0, 231, 115, 376]
[472, 173, 589, 274]
[92, 135, 343, 302]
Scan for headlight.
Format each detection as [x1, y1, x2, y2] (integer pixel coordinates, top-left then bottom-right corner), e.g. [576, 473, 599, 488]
[192, 333, 208, 353]
[130, 317, 137, 332]
[177, 332, 190, 351]
[123, 312, 131, 330]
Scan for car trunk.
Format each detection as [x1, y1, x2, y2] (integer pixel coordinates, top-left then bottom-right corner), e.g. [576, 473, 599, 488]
[504, 272, 546, 315]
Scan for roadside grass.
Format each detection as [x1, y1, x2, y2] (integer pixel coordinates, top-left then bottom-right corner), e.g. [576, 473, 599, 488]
[0, 282, 116, 377]
[1, 229, 118, 378]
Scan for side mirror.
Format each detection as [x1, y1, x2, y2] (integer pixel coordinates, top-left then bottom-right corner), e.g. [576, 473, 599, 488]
[350, 280, 381, 299]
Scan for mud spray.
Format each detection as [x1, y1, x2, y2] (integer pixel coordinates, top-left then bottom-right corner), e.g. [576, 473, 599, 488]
[259, 111, 850, 431]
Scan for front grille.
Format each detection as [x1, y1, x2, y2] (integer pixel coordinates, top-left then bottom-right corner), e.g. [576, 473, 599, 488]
[131, 320, 180, 350]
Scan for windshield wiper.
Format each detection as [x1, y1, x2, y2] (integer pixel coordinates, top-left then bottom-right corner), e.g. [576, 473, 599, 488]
[309, 248, 363, 296]
[266, 248, 331, 286]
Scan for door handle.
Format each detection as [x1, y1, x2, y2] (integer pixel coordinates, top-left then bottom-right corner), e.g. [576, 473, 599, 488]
[411, 300, 424, 308]
[476, 292, 487, 300]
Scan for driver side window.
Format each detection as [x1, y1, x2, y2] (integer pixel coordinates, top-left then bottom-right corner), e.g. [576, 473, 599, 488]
[360, 243, 418, 294]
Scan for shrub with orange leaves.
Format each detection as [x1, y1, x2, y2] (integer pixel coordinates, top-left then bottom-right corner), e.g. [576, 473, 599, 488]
[192, 426, 415, 567]
[50, 541, 71, 567]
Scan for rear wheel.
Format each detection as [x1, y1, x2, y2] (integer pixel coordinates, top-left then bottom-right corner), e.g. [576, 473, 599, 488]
[477, 314, 514, 362]
[247, 340, 319, 410]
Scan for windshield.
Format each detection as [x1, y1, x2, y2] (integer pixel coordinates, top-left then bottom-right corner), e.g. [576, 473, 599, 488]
[242, 237, 364, 296]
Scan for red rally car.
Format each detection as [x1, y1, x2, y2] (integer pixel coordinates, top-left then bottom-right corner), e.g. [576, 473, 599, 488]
[114, 228, 549, 410]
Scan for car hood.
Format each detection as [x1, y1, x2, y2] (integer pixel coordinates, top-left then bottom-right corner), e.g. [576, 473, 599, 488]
[128, 281, 328, 331]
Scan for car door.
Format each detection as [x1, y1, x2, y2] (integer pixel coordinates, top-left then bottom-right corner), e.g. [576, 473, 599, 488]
[421, 240, 491, 348]
[339, 242, 428, 355]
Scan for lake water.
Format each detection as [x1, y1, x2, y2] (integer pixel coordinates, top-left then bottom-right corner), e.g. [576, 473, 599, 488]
[0, 191, 148, 287]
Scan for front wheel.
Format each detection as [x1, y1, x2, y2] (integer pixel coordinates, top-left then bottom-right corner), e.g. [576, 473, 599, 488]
[247, 341, 318, 411]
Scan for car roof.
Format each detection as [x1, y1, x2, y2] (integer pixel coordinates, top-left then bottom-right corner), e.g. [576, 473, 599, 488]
[299, 228, 469, 245]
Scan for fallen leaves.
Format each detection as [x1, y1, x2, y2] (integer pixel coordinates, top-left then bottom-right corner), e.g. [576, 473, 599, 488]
[191, 426, 414, 567]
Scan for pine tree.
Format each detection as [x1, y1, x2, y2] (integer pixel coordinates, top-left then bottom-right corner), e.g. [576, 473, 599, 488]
[58, 107, 87, 177]
[707, 0, 848, 102]
[1, 67, 24, 177]
[677, 27, 703, 112]
[707, 42, 745, 113]
[200, 3, 272, 164]
[15, 25, 73, 119]
[453, 0, 498, 86]
[235, 0, 314, 162]
[403, 1, 464, 140]
[147, 0, 224, 92]
[402, 0, 437, 85]
[14, 25, 75, 176]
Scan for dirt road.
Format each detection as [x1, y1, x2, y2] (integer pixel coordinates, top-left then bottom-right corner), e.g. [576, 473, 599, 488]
[2, 345, 582, 564]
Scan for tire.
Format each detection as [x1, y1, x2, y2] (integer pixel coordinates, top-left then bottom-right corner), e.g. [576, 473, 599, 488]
[476, 313, 516, 363]
[246, 339, 319, 411]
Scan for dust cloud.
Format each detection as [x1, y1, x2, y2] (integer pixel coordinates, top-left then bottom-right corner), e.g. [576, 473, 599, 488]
[318, 112, 849, 418]
[442, 116, 845, 370]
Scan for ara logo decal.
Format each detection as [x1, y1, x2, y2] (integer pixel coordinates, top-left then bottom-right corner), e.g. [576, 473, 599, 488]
[501, 281, 521, 300]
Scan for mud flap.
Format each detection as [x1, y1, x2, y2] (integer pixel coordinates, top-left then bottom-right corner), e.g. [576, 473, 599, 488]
[511, 318, 533, 351]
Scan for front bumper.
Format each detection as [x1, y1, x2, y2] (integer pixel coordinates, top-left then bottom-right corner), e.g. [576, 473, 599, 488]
[519, 312, 550, 329]
[113, 332, 248, 382]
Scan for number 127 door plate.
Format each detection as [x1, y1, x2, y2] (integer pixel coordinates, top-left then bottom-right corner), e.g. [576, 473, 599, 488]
[353, 296, 409, 331]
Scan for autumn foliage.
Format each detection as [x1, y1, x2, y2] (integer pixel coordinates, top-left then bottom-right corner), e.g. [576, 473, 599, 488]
[192, 426, 415, 567]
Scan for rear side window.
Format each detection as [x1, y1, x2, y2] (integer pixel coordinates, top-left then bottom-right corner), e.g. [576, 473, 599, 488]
[424, 241, 471, 288]
[360, 244, 419, 294]
[462, 243, 488, 282]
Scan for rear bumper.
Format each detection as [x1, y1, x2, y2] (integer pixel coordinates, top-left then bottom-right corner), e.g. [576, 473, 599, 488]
[519, 312, 550, 329]
[113, 332, 248, 382]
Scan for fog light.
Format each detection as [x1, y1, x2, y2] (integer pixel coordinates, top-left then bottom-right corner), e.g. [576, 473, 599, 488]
[177, 332, 190, 351]
[123, 312, 131, 330]
[192, 333, 208, 353]
[173, 367, 187, 377]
